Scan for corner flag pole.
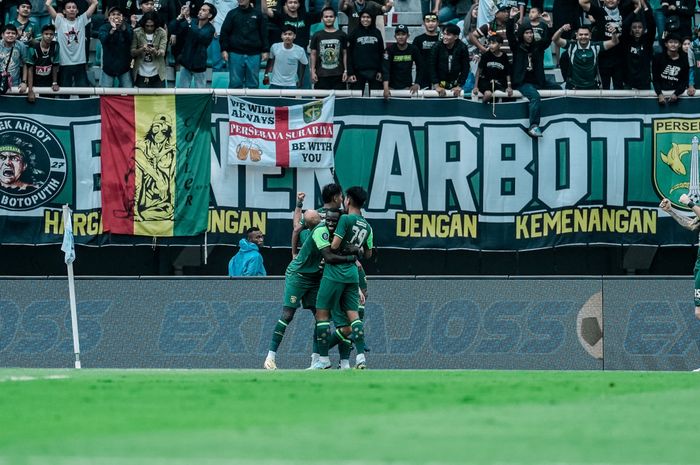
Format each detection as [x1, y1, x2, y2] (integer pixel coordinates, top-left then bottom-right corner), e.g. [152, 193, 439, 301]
[61, 204, 81, 369]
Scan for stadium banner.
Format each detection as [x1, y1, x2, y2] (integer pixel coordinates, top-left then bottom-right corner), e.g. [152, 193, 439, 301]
[100, 95, 211, 236]
[3, 276, 697, 371]
[227, 95, 335, 168]
[0, 277, 604, 370]
[2, 95, 700, 249]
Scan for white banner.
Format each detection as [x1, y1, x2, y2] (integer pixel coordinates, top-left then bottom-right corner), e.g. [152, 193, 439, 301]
[227, 95, 335, 168]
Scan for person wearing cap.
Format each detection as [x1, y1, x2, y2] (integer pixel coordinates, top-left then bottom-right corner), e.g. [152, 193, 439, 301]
[265, 24, 308, 89]
[10, 0, 37, 47]
[477, 0, 525, 29]
[413, 13, 439, 89]
[98, 6, 133, 87]
[171, 2, 216, 88]
[45, 0, 98, 88]
[430, 23, 469, 96]
[553, 23, 619, 90]
[472, 34, 512, 103]
[382, 24, 422, 98]
[347, 10, 384, 94]
[653, 33, 690, 104]
[470, 5, 511, 57]
[101, 0, 138, 22]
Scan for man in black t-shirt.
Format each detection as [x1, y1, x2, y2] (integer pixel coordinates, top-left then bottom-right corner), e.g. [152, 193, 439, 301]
[472, 35, 512, 103]
[412, 12, 439, 88]
[382, 24, 423, 98]
[310, 6, 347, 90]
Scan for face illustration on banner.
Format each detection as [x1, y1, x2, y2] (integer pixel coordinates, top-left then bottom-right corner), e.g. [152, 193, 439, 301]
[0, 117, 66, 211]
[134, 114, 176, 222]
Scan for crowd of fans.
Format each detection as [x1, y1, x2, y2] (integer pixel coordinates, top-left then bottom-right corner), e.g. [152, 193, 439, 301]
[0, 0, 697, 124]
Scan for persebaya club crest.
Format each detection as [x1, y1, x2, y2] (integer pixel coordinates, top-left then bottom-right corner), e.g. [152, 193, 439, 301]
[303, 101, 323, 123]
[0, 117, 67, 211]
[653, 118, 700, 210]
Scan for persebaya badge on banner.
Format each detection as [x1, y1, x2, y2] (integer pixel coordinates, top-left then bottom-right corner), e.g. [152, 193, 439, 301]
[227, 95, 335, 168]
[653, 118, 700, 209]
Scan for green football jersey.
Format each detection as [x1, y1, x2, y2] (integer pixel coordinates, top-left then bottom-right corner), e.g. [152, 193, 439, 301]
[318, 213, 373, 283]
[286, 224, 326, 276]
[299, 207, 329, 228]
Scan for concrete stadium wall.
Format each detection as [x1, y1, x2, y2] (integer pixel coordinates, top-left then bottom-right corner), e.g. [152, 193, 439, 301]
[0, 277, 697, 370]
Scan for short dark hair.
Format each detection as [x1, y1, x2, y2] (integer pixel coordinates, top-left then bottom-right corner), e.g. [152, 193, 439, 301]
[139, 11, 160, 28]
[202, 2, 217, 20]
[325, 208, 342, 220]
[41, 24, 56, 33]
[17, 0, 32, 8]
[576, 24, 592, 33]
[1, 24, 18, 34]
[281, 24, 297, 34]
[345, 186, 368, 208]
[321, 183, 342, 204]
[442, 23, 460, 36]
[321, 6, 336, 16]
[245, 226, 261, 239]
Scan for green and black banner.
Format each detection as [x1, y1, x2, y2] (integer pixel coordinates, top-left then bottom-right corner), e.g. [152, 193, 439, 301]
[0, 95, 698, 249]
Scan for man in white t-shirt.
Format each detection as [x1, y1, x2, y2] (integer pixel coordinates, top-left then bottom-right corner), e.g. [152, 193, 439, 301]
[264, 24, 307, 89]
[45, 0, 98, 87]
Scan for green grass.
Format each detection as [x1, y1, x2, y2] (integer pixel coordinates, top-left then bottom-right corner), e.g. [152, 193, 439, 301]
[0, 369, 698, 465]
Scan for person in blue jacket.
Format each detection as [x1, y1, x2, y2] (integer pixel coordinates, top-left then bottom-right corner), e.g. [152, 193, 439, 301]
[228, 227, 267, 276]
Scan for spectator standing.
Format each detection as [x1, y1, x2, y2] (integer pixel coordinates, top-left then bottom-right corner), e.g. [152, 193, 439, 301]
[682, 37, 696, 95]
[506, 19, 557, 137]
[12, 1, 37, 47]
[526, 6, 551, 45]
[309, 6, 347, 90]
[347, 10, 383, 93]
[382, 24, 423, 98]
[228, 227, 267, 276]
[413, 12, 439, 88]
[0, 24, 27, 90]
[265, 24, 307, 89]
[25, 23, 59, 101]
[207, 0, 237, 72]
[171, 2, 216, 88]
[220, 0, 269, 89]
[621, 0, 655, 90]
[340, 0, 390, 36]
[98, 6, 133, 87]
[470, 6, 511, 58]
[264, 0, 320, 88]
[653, 33, 690, 103]
[45, 0, 97, 88]
[472, 35, 512, 103]
[661, 0, 694, 39]
[580, 0, 628, 89]
[430, 23, 469, 96]
[131, 11, 167, 87]
[553, 24, 619, 90]
[101, 0, 138, 21]
[131, 0, 155, 27]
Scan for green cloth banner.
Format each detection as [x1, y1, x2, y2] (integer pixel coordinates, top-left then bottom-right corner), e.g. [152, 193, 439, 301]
[0, 95, 698, 249]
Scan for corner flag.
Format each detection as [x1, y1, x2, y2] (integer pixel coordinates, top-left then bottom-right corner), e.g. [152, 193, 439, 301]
[61, 205, 75, 265]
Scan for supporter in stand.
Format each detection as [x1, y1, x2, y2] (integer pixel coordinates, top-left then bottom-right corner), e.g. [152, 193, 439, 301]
[382, 24, 423, 98]
[171, 2, 216, 88]
[220, 0, 269, 89]
[653, 33, 690, 103]
[132, 11, 167, 88]
[621, 0, 656, 90]
[413, 12, 440, 89]
[347, 10, 384, 94]
[98, 5, 133, 87]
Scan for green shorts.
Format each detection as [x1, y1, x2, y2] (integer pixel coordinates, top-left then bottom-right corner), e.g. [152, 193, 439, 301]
[316, 278, 359, 327]
[284, 272, 321, 309]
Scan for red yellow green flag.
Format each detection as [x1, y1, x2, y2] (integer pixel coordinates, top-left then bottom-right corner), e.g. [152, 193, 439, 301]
[100, 95, 211, 236]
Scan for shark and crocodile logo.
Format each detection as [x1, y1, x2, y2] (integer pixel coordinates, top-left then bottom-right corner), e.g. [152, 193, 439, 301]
[654, 118, 700, 209]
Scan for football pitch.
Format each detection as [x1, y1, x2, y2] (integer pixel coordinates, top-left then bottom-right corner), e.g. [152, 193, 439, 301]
[0, 369, 698, 465]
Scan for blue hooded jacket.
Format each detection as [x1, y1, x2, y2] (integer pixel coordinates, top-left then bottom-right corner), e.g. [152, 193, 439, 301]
[228, 239, 267, 276]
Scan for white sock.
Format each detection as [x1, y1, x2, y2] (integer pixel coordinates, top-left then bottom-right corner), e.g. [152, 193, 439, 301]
[340, 359, 350, 369]
[311, 353, 320, 364]
[320, 356, 330, 364]
[267, 351, 276, 360]
[356, 353, 366, 365]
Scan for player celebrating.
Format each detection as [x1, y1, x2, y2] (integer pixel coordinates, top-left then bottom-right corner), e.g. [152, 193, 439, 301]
[291, 183, 343, 257]
[660, 195, 700, 348]
[312, 186, 373, 369]
[264, 208, 356, 369]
